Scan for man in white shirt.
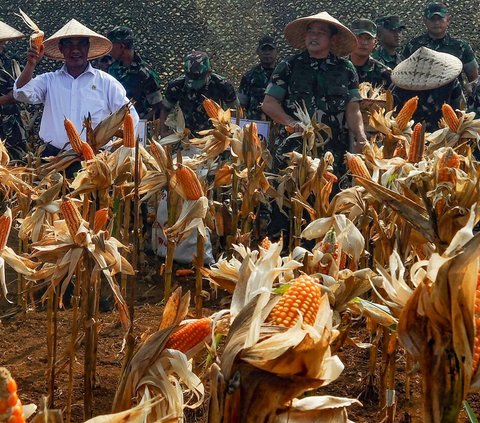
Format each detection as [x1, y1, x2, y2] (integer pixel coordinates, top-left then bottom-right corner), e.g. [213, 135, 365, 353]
[14, 19, 138, 156]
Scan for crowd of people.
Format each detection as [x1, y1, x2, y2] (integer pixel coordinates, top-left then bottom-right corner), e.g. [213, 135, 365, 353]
[0, 1, 478, 242]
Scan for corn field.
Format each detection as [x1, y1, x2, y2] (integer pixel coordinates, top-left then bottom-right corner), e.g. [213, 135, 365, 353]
[1, 87, 480, 423]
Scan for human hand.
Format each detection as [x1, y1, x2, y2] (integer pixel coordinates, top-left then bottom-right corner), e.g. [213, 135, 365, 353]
[285, 121, 303, 134]
[26, 44, 44, 67]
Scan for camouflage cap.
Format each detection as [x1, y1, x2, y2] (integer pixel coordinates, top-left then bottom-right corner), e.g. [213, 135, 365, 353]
[107, 26, 134, 43]
[350, 18, 377, 38]
[184, 51, 211, 90]
[424, 2, 448, 19]
[258, 35, 277, 49]
[376, 15, 406, 31]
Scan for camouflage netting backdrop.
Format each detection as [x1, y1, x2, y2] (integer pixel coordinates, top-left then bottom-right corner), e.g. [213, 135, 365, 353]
[2, 0, 480, 88]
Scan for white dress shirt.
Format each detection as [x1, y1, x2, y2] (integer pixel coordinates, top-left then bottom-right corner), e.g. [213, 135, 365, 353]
[14, 63, 139, 149]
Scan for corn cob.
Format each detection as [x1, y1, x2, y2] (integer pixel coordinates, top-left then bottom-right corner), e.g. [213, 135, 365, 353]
[171, 164, 204, 200]
[93, 208, 109, 233]
[123, 112, 136, 148]
[259, 237, 271, 250]
[266, 274, 322, 328]
[60, 197, 83, 239]
[318, 227, 341, 275]
[0, 367, 25, 423]
[345, 152, 370, 179]
[81, 142, 95, 160]
[164, 317, 212, 352]
[64, 118, 84, 154]
[407, 123, 424, 163]
[393, 140, 407, 158]
[17, 9, 44, 50]
[0, 208, 12, 251]
[395, 96, 418, 131]
[437, 148, 460, 183]
[323, 171, 338, 183]
[441, 103, 460, 133]
[473, 272, 480, 375]
[149, 140, 168, 170]
[203, 98, 221, 120]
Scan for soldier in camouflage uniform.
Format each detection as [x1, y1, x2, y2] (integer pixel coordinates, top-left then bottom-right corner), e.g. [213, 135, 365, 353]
[262, 12, 367, 175]
[0, 22, 28, 161]
[238, 35, 278, 120]
[160, 51, 238, 136]
[372, 15, 405, 69]
[392, 47, 464, 132]
[402, 2, 478, 85]
[349, 19, 392, 88]
[107, 26, 162, 120]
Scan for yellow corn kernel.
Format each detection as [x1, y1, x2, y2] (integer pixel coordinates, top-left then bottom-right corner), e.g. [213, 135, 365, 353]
[267, 274, 322, 328]
[345, 152, 371, 179]
[407, 122, 424, 163]
[395, 96, 418, 131]
[164, 318, 211, 353]
[441, 103, 460, 133]
[0, 208, 12, 251]
[64, 118, 84, 154]
[60, 198, 83, 239]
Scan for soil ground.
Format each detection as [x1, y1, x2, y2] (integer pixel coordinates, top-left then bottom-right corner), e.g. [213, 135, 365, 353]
[1, 255, 480, 422]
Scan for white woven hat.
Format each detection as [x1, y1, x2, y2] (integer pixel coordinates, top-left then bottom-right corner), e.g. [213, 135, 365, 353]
[284, 12, 357, 57]
[0, 21, 24, 42]
[43, 19, 111, 60]
[391, 47, 462, 91]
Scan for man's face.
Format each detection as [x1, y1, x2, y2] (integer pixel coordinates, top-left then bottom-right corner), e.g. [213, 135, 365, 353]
[257, 45, 277, 68]
[379, 28, 403, 48]
[424, 14, 450, 38]
[110, 42, 124, 61]
[353, 33, 376, 58]
[304, 22, 332, 57]
[59, 37, 90, 68]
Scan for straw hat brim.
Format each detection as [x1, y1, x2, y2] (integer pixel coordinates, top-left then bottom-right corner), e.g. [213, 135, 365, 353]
[284, 12, 357, 57]
[0, 21, 25, 42]
[392, 47, 462, 91]
[43, 19, 112, 60]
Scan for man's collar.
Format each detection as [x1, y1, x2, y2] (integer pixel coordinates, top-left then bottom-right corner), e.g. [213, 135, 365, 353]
[60, 62, 95, 77]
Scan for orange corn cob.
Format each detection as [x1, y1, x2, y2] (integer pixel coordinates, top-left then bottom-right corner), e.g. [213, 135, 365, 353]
[473, 272, 480, 375]
[407, 123, 424, 163]
[266, 274, 322, 328]
[164, 317, 212, 352]
[259, 237, 272, 250]
[60, 198, 83, 239]
[437, 148, 460, 183]
[442, 103, 460, 133]
[64, 118, 84, 154]
[0, 368, 25, 423]
[93, 208, 109, 233]
[172, 164, 204, 200]
[17, 9, 43, 50]
[203, 98, 221, 119]
[150, 140, 168, 170]
[123, 112, 136, 148]
[175, 268, 195, 277]
[81, 142, 95, 160]
[395, 96, 418, 131]
[0, 208, 12, 251]
[345, 152, 371, 179]
[323, 171, 338, 184]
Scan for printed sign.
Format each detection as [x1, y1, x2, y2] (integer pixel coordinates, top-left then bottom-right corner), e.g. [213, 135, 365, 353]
[138, 119, 148, 146]
[231, 118, 270, 142]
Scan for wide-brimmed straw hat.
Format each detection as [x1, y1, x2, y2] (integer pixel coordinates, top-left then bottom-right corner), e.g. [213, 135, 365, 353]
[284, 12, 357, 57]
[43, 19, 111, 60]
[391, 47, 462, 91]
[0, 21, 24, 42]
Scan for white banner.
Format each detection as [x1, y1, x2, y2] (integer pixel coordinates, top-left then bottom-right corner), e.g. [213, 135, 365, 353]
[231, 118, 270, 142]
